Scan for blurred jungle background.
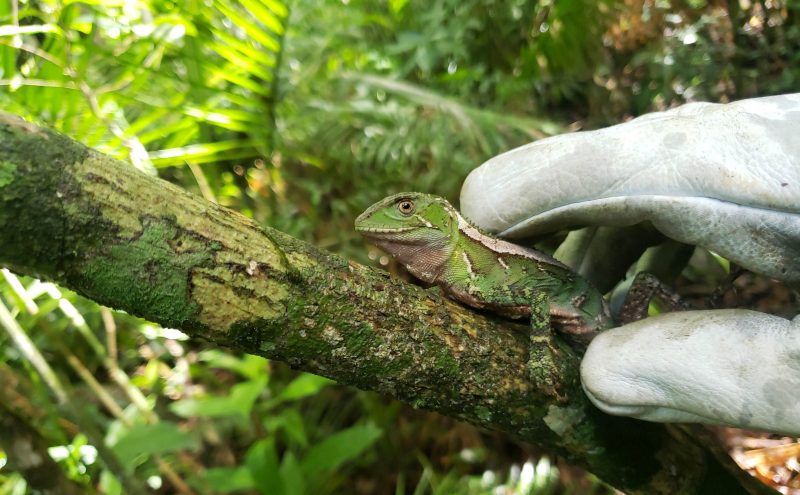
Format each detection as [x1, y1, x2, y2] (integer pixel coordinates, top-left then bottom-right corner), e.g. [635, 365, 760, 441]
[1, 0, 799, 493]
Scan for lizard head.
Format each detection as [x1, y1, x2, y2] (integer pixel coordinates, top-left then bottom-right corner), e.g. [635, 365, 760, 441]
[355, 192, 458, 282]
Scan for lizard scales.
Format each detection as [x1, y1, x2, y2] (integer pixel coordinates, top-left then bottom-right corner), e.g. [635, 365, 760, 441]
[355, 192, 611, 342]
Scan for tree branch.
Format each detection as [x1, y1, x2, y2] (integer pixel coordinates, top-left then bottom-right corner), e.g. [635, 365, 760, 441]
[0, 112, 766, 494]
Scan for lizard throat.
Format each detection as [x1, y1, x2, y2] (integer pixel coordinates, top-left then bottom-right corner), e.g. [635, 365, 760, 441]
[370, 238, 452, 283]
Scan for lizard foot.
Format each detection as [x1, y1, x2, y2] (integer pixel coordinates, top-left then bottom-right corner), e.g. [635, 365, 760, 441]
[620, 271, 689, 324]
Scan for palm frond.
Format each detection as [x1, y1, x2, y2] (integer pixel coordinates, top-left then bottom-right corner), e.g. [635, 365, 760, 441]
[0, 0, 289, 168]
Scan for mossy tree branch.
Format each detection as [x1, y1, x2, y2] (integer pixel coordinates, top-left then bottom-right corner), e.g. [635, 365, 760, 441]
[0, 112, 767, 494]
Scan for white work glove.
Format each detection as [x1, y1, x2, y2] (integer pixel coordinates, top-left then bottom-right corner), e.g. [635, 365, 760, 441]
[459, 94, 800, 435]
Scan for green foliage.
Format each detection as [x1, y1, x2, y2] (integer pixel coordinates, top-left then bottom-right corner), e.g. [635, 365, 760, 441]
[0, 0, 287, 171]
[208, 424, 383, 495]
[111, 422, 197, 469]
[170, 375, 268, 418]
[247, 438, 284, 494]
[0, 161, 15, 188]
[300, 424, 382, 475]
[271, 373, 333, 404]
[1, 0, 798, 493]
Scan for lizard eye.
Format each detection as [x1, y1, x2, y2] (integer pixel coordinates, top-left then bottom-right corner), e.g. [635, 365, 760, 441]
[397, 200, 415, 216]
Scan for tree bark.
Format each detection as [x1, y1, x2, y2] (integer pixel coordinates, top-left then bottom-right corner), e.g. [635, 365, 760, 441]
[0, 112, 771, 494]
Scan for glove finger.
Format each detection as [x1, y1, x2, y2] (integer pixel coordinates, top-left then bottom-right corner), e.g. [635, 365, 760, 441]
[580, 309, 800, 435]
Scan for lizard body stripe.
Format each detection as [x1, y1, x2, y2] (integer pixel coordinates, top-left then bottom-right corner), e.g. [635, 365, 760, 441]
[498, 257, 510, 270]
[462, 250, 477, 281]
[414, 214, 434, 228]
[453, 210, 568, 268]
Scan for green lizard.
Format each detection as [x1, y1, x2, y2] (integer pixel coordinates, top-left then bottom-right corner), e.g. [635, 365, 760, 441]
[355, 192, 613, 397]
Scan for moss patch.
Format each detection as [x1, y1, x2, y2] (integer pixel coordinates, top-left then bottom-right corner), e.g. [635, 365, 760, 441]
[82, 216, 214, 326]
[0, 161, 15, 188]
[0, 114, 95, 276]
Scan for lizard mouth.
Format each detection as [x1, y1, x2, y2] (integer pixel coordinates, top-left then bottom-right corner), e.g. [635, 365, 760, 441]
[355, 226, 417, 234]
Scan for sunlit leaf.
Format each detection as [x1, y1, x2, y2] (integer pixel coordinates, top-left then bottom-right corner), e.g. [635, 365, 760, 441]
[0, 24, 62, 37]
[148, 140, 260, 167]
[272, 373, 332, 404]
[197, 349, 269, 380]
[300, 425, 382, 475]
[214, 0, 282, 51]
[240, 0, 286, 35]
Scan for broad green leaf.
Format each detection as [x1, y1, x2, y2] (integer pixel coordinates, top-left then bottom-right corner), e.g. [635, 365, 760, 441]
[246, 438, 283, 495]
[273, 373, 332, 403]
[280, 453, 305, 495]
[197, 350, 269, 380]
[389, 0, 409, 14]
[300, 425, 382, 475]
[200, 466, 255, 492]
[170, 375, 267, 418]
[99, 470, 123, 495]
[263, 408, 308, 447]
[111, 421, 197, 468]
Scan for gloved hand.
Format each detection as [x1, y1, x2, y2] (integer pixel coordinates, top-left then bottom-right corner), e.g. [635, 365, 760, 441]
[459, 94, 800, 435]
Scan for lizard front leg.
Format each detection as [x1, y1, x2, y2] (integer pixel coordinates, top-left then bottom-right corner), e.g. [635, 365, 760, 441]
[528, 292, 563, 400]
[619, 271, 689, 324]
